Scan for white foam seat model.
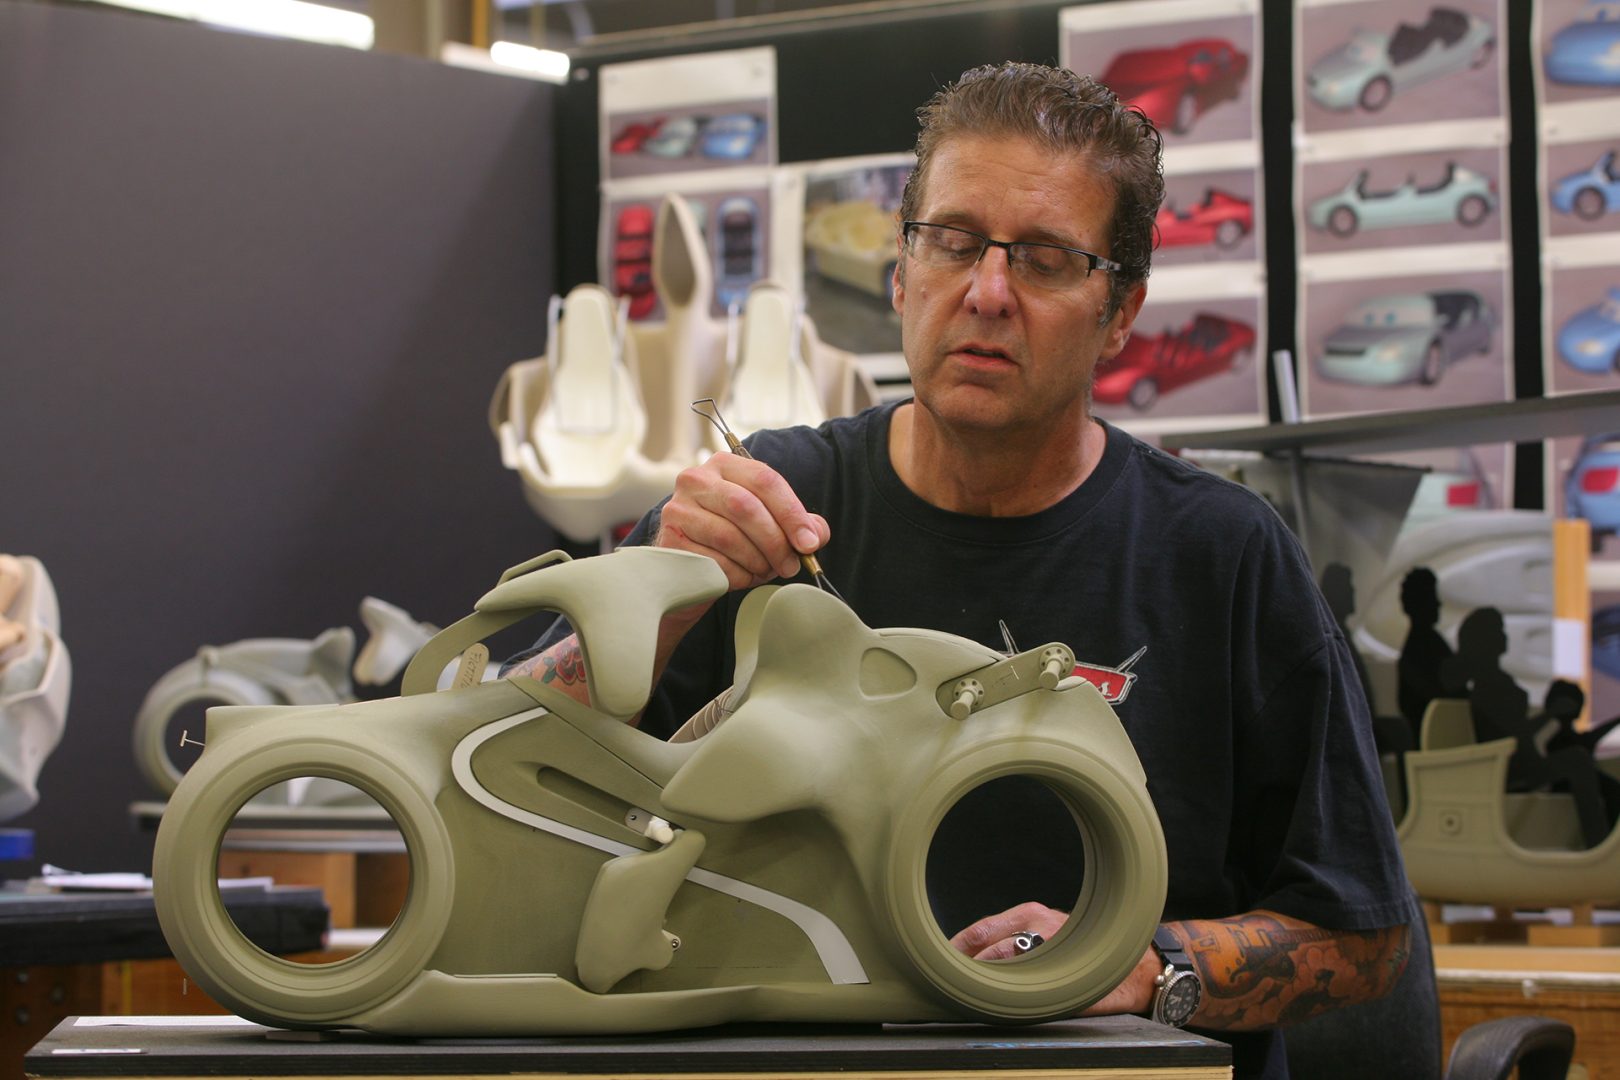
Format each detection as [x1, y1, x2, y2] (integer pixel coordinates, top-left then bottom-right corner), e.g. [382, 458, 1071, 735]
[0, 556, 69, 822]
[534, 285, 647, 488]
[718, 284, 825, 442]
[490, 287, 685, 544]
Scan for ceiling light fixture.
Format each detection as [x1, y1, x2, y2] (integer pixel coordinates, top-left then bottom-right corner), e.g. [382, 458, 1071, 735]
[88, 0, 375, 50]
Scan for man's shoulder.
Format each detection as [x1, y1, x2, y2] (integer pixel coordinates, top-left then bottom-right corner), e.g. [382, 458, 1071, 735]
[1110, 426, 1290, 532]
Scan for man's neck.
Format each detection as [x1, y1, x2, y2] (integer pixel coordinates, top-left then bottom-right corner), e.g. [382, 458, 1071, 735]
[888, 402, 1105, 517]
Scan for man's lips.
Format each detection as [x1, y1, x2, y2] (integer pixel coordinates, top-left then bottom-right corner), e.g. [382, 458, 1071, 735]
[948, 344, 1014, 364]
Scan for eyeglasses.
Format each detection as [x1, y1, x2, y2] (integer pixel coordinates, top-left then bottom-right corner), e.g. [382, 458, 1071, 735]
[900, 221, 1121, 290]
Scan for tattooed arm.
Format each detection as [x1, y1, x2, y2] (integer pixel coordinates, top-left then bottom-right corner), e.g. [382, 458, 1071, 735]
[1077, 909, 1410, 1030]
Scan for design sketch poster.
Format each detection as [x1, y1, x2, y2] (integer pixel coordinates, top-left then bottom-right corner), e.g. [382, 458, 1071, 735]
[598, 48, 778, 322]
[1294, 0, 1510, 419]
[1063, 0, 1267, 434]
[600, 176, 773, 323]
[599, 47, 776, 183]
[792, 154, 911, 360]
[1536, 0, 1620, 394]
[1548, 432, 1620, 737]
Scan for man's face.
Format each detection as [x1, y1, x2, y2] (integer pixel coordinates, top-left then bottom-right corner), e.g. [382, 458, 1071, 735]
[892, 133, 1145, 436]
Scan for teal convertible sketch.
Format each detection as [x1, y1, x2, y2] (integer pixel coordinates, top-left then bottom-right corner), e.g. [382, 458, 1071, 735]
[1317, 290, 1494, 386]
[1307, 163, 1496, 238]
[1307, 6, 1495, 112]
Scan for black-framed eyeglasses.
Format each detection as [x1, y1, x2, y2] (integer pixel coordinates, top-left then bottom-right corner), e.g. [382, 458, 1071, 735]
[900, 220, 1121, 290]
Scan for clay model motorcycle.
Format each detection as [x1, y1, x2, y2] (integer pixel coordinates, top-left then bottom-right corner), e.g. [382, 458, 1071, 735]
[154, 547, 1166, 1035]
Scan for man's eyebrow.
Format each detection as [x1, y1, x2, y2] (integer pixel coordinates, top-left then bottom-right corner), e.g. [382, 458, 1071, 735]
[922, 211, 1092, 250]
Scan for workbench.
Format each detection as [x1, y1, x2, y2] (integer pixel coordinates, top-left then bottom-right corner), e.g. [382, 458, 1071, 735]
[25, 1014, 1232, 1079]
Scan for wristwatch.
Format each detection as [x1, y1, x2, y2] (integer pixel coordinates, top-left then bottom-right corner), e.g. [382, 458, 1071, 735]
[1149, 926, 1202, 1028]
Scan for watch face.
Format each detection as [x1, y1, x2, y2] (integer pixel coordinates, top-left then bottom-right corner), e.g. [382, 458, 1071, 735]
[1161, 972, 1201, 1026]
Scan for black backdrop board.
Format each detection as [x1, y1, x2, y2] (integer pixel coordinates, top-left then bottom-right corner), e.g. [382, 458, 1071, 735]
[0, 1, 559, 875]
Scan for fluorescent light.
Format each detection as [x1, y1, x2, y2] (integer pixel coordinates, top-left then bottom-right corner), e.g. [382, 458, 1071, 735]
[489, 41, 570, 82]
[87, 0, 374, 50]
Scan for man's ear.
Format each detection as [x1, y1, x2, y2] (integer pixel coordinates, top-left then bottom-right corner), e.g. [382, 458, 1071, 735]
[1101, 281, 1148, 361]
[890, 237, 906, 315]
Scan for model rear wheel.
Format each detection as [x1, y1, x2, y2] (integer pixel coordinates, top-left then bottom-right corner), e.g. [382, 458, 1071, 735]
[1359, 76, 1392, 112]
[883, 739, 1166, 1021]
[1214, 219, 1244, 248]
[1127, 378, 1159, 410]
[1575, 188, 1607, 221]
[1456, 194, 1490, 227]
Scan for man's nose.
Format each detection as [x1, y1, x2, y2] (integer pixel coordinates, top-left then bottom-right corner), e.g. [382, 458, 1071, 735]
[964, 244, 1018, 318]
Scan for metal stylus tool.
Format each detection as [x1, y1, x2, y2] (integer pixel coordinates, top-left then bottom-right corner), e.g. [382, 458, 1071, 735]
[691, 398, 844, 602]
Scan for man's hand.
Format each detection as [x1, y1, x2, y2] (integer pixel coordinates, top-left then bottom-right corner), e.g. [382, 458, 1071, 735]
[948, 906, 1410, 1030]
[656, 452, 829, 592]
[948, 901, 1069, 962]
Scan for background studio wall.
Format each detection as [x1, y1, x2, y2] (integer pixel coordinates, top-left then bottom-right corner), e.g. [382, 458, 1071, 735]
[0, 0, 561, 874]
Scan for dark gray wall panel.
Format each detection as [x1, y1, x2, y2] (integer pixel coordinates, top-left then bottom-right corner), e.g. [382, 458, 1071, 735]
[0, 1, 559, 873]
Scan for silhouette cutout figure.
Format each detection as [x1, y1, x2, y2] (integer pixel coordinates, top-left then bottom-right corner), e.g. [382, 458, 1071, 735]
[1441, 609, 1615, 848]
[1321, 563, 1410, 763]
[1397, 567, 1452, 749]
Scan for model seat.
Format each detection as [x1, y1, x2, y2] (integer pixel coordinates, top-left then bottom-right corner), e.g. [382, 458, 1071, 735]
[491, 284, 685, 544]
[715, 283, 826, 444]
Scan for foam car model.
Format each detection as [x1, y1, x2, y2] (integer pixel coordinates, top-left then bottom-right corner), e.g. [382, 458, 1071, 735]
[803, 200, 899, 301]
[1101, 38, 1248, 135]
[1552, 150, 1620, 220]
[1093, 312, 1256, 410]
[643, 116, 705, 159]
[1307, 6, 1495, 112]
[1566, 434, 1620, 549]
[700, 113, 765, 160]
[610, 119, 662, 155]
[1154, 188, 1253, 249]
[714, 197, 761, 312]
[1547, 1, 1620, 86]
[152, 547, 1167, 1036]
[1558, 287, 1620, 373]
[613, 205, 656, 320]
[1307, 163, 1495, 237]
[1316, 290, 1494, 386]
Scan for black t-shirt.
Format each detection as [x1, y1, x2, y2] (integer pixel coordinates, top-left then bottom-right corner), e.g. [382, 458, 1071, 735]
[516, 401, 1412, 1079]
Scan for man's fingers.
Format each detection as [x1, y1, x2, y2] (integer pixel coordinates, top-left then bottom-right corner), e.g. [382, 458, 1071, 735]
[660, 454, 827, 587]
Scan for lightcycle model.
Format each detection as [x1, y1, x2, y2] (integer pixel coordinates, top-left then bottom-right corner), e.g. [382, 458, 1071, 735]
[154, 546, 1167, 1035]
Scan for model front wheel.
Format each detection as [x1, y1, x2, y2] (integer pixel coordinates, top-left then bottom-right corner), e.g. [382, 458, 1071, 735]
[1575, 188, 1607, 221]
[1214, 219, 1245, 249]
[153, 732, 455, 1028]
[1327, 205, 1359, 238]
[1419, 342, 1445, 386]
[1358, 76, 1392, 112]
[1127, 379, 1159, 410]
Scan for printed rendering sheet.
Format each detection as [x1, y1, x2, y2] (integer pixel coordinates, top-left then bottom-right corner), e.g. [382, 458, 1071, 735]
[599, 49, 778, 321]
[1063, 0, 1267, 439]
[779, 153, 913, 397]
[1295, 0, 1511, 420]
[1537, 0, 1620, 396]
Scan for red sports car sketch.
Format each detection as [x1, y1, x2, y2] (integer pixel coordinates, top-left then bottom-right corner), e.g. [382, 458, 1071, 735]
[610, 119, 663, 155]
[1093, 312, 1257, 410]
[1102, 38, 1249, 135]
[612, 204, 656, 320]
[1154, 188, 1253, 249]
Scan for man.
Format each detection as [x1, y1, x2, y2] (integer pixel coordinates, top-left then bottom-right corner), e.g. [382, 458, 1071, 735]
[510, 62, 1411, 1079]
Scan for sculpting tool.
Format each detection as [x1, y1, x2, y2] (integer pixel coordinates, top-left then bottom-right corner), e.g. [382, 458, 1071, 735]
[691, 398, 844, 602]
